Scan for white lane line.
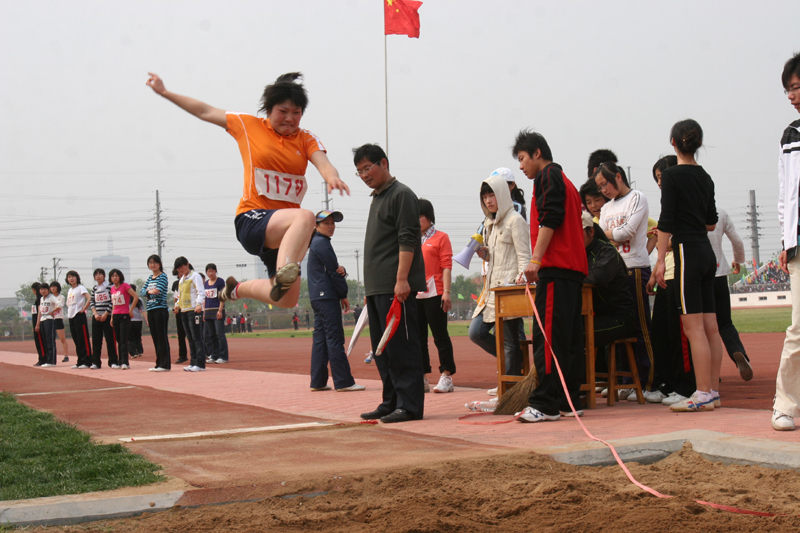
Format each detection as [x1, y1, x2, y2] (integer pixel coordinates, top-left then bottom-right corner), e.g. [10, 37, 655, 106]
[119, 422, 338, 443]
[15, 386, 137, 397]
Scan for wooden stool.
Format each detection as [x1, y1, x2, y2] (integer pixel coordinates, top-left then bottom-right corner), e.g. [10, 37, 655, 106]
[595, 337, 644, 406]
[496, 338, 533, 396]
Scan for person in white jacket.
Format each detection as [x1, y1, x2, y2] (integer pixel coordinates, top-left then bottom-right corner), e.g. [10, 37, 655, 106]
[774, 52, 800, 431]
[174, 256, 207, 372]
[468, 171, 531, 387]
[708, 208, 751, 381]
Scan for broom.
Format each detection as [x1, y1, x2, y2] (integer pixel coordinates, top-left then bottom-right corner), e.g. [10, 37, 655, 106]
[494, 283, 539, 415]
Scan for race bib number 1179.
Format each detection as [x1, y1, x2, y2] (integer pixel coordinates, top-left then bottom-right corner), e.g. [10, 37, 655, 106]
[254, 168, 307, 204]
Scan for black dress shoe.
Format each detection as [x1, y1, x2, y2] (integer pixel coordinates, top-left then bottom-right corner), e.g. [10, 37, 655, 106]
[380, 409, 416, 423]
[175, 358, 188, 364]
[361, 408, 392, 420]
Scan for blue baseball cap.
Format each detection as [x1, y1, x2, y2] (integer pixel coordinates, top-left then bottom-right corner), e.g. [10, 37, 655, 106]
[315, 210, 344, 223]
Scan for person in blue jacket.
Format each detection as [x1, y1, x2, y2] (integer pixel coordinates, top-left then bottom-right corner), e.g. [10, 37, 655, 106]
[308, 210, 365, 392]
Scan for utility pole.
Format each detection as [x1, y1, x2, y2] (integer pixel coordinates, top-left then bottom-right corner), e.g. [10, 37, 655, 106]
[154, 190, 165, 257]
[322, 182, 331, 211]
[627, 166, 634, 189]
[746, 190, 762, 266]
[39, 267, 47, 283]
[52, 258, 61, 282]
[354, 249, 361, 302]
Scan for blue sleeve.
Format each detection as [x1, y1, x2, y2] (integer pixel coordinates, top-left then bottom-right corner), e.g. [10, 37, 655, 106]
[139, 277, 151, 299]
[320, 240, 349, 299]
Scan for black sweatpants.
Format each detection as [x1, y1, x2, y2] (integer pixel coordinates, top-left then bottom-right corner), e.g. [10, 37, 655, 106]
[148, 308, 171, 369]
[112, 314, 130, 366]
[128, 320, 144, 356]
[69, 313, 92, 367]
[714, 275, 748, 362]
[527, 277, 584, 416]
[91, 315, 117, 368]
[416, 295, 456, 375]
[174, 309, 187, 360]
[367, 293, 425, 419]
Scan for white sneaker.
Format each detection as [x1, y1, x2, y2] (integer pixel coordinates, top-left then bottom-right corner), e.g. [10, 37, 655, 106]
[601, 388, 608, 398]
[662, 392, 688, 406]
[40, 363, 55, 368]
[669, 393, 715, 412]
[626, 389, 643, 402]
[149, 367, 170, 372]
[336, 384, 366, 392]
[215, 359, 228, 364]
[89, 364, 100, 370]
[433, 375, 454, 393]
[183, 365, 196, 372]
[423, 377, 430, 393]
[772, 410, 795, 431]
[111, 364, 120, 369]
[71, 365, 79, 369]
[617, 388, 634, 400]
[488, 387, 497, 397]
[516, 406, 561, 423]
[121, 364, 129, 370]
[77, 365, 89, 369]
[559, 409, 584, 417]
[193, 366, 206, 372]
[643, 390, 667, 403]
[466, 397, 498, 412]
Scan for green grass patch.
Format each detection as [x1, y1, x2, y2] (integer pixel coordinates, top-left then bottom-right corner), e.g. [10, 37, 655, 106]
[0, 393, 163, 501]
[731, 307, 791, 333]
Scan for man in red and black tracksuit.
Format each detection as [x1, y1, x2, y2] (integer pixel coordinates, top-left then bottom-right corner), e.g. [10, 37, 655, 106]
[514, 130, 589, 422]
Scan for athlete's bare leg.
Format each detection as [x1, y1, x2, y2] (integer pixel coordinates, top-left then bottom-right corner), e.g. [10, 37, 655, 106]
[57, 328, 69, 358]
[229, 209, 316, 308]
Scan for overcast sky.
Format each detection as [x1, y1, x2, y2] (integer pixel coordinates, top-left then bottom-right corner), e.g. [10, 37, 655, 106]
[1, 1, 798, 297]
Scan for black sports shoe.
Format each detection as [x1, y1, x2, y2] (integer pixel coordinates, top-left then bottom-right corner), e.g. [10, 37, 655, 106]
[269, 262, 301, 303]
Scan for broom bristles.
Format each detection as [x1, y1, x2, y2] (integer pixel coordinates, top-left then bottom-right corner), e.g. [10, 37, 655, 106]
[493, 369, 538, 415]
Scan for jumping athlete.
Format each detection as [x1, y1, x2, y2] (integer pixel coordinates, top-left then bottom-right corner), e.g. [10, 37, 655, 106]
[146, 72, 349, 307]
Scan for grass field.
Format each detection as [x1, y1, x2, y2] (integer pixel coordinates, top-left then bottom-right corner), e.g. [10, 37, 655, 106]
[0, 393, 163, 501]
[219, 307, 791, 339]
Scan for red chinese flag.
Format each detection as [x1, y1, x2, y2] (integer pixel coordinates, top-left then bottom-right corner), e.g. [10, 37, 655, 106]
[243, 303, 248, 310]
[470, 293, 477, 301]
[384, 0, 422, 39]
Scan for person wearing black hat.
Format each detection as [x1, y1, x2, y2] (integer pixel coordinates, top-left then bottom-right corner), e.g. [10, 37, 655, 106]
[307, 210, 364, 392]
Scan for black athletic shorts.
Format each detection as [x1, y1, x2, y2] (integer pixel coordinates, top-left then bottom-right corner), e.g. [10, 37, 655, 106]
[234, 209, 279, 278]
[673, 241, 716, 315]
[54, 318, 65, 330]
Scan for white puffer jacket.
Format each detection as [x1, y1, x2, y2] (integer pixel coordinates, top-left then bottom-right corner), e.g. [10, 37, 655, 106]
[472, 173, 531, 323]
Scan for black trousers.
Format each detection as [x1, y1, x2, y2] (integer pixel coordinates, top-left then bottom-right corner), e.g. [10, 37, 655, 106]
[40, 319, 56, 365]
[148, 308, 171, 369]
[367, 293, 425, 419]
[128, 321, 144, 356]
[180, 311, 206, 368]
[91, 315, 117, 368]
[714, 276, 748, 362]
[527, 277, 584, 416]
[654, 279, 696, 397]
[69, 313, 92, 367]
[32, 317, 44, 364]
[112, 314, 130, 366]
[174, 309, 187, 359]
[416, 295, 456, 375]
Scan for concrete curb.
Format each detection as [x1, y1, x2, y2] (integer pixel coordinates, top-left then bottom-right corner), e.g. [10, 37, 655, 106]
[0, 491, 185, 527]
[542, 429, 800, 470]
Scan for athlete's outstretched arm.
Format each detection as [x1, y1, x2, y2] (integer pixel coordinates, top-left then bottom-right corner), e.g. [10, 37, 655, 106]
[146, 73, 227, 128]
[310, 151, 350, 196]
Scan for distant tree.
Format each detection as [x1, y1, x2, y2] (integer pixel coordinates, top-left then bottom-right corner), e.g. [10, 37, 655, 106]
[0, 307, 19, 323]
[15, 282, 39, 307]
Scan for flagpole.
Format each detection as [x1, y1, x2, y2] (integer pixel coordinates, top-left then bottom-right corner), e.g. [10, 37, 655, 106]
[384, 34, 389, 157]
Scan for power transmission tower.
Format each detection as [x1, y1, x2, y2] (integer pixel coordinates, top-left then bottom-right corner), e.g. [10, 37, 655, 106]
[154, 190, 166, 257]
[744, 190, 762, 266]
[52, 258, 61, 282]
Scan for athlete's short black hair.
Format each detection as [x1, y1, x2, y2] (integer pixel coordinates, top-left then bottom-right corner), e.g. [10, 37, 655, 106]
[652, 155, 678, 183]
[93, 268, 105, 278]
[512, 130, 553, 162]
[259, 72, 308, 115]
[206, 263, 217, 273]
[49, 281, 61, 293]
[65, 271, 81, 285]
[579, 179, 605, 210]
[32, 282, 41, 291]
[782, 52, 800, 90]
[418, 198, 435, 225]
[174, 256, 189, 270]
[352, 143, 388, 169]
[108, 269, 125, 283]
[147, 254, 163, 273]
[587, 149, 618, 178]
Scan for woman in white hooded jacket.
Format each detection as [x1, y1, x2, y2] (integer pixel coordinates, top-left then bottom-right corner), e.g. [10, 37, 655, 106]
[468, 172, 532, 379]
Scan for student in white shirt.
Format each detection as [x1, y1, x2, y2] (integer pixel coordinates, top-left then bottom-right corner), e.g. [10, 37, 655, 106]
[65, 271, 93, 369]
[49, 281, 69, 363]
[35, 284, 59, 367]
[595, 162, 656, 396]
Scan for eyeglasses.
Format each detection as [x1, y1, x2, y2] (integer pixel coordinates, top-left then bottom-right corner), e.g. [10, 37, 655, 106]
[785, 85, 800, 96]
[355, 163, 379, 177]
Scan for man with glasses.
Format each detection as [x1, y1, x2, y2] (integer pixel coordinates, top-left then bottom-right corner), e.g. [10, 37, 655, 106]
[354, 143, 427, 423]
[774, 52, 800, 431]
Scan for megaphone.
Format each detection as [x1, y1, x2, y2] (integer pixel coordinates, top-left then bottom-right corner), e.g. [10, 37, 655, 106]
[454, 233, 484, 269]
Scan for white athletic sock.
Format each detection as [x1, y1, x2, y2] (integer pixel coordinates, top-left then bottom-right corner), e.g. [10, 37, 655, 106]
[711, 389, 719, 398]
[695, 390, 713, 403]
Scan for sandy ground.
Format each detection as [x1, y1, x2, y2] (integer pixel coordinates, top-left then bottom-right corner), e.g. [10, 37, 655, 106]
[29, 443, 800, 532]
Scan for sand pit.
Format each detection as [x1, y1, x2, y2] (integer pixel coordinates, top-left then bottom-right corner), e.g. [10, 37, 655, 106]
[33, 443, 800, 532]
